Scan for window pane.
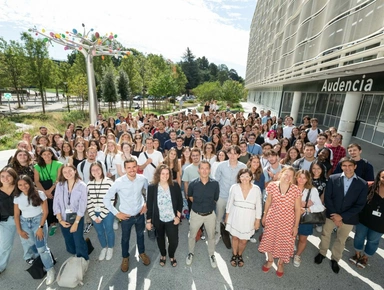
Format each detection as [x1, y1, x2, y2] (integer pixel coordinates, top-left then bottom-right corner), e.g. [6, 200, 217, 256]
[367, 95, 383, 125]
[317, 94, 329, 113]
[362, 125, 374, 142]
[358, 94, 373, 123]
[372, 129, 384, 147]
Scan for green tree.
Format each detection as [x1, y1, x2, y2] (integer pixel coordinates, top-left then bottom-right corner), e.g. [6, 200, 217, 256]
[180, 47, 199, 93]
[209, 63, 218, 81]
[221, 80, 246, 103]
[193, 81, 222, 102]
[196, 56, 210, 83]
[59, 62, 72, 111]
[0, 38, 27, 108]
[117, 69, 130, 109]
[101, 64, 118, 111]
[22, 32, 50, 113]
[217, 64, 229, 85]
[69, 74, 88, 111]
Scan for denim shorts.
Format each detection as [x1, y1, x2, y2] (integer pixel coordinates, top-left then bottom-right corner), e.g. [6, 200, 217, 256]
[298, 223, 313, 236]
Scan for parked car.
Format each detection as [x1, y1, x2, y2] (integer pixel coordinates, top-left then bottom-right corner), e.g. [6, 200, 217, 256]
[133, 95, 142, 101]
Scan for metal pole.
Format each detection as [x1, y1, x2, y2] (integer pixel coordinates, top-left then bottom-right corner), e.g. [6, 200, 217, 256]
[85, 52, 98, 124]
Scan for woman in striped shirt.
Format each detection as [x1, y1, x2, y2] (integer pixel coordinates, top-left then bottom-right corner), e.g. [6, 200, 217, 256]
[87, 162, 115, 261]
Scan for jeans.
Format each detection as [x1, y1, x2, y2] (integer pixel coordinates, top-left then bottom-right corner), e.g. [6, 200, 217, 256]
[19, 214, 54, 270]
[0, 216, 16, 272]
[121, 214, 145, 258]
[156, 220, 179, 258]
[354, 223, 383, 256]
[60, 217, 89, 260]
[93, 212, 115, 248]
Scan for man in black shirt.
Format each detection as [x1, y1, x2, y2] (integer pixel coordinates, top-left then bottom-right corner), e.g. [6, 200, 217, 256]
[184, 126, 194, 147]
[186, 160, 220, 269]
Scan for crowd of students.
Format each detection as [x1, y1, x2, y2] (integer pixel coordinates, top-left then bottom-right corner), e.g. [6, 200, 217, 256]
[0, 105, 383, 285]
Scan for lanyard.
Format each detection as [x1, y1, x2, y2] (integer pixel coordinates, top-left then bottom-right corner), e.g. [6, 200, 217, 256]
[65, 181, 76, 206]
[92, 180, 103, 202]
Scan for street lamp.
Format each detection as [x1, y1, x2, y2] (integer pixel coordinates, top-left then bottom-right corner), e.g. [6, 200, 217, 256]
[63, 82, 70, 112]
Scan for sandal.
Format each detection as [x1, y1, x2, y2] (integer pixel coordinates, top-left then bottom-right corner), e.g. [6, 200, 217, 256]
[262, 260, 273, 273]
[237, 255, 244, 267]
[170, 258, 177, 267]
[276, 259, 284, 278]
[159, 256, 166, 267]
[230, 255, 238, 267]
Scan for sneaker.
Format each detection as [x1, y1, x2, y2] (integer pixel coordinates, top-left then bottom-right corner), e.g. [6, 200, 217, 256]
[106, 248, 113, 261]
[99, 248, 107, 261]
[215, 234, 221, 245]
[139, 253, 151, 266]
[250, 234, 257, 244]
[26, 258, 35, 265]
[49, 225, 57, 236]
[84, 223, 93, 234]
[293, 255, 301, 267]
[315, 225, 323, 233]
[46, 268, 56, 285]
[121, 257, 129, 272]
[349, 254, 360, 265]
[210, 255, 217, 268]
[113, 219, 119, 230]
[186, 253, 194, 266]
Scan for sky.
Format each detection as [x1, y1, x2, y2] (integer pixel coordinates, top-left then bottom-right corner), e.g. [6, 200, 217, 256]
[0, 0, 257, 78]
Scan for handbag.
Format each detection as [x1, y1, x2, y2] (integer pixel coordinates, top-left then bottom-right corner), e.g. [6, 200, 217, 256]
[300, 189, 326, 224]
[66, 212, 77, 224]
[220, 222, 231, 249]
[56, 256, 88, 288]
[26, 252, 56, 279]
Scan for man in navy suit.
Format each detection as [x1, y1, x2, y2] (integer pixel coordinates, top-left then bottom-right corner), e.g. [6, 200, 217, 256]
[314, 157, 368, 273]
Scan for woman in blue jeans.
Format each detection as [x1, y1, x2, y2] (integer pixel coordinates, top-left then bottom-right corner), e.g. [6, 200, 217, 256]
[87, 162, 115, 261]
[349, 169, 384, 268]
[0, 167, 18, 274]
[14, 175, 55, 285]
[53, 164, 89, 260]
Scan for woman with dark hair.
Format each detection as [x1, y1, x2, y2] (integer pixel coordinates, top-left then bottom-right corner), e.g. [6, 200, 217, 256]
[72, 141, 86, 168]
[247, 155, 265, 193]
[293, 170, 324, 268]
[87, 162, 115, 261]
[88, 139, 105, 162]
[230, 133, 240, 146]
[132, 134, 145, 158]
[279, 138, 291, 159]
[163, 148, 181, 186]
[7, 149, 34, 180]
[294, 139, 305, 157]
[280, 147, 300, 166]
[146, 165, 183, 267]
[349, 169, 384, 268]
[202, 142, 217, 166]
[53, 164, 89, 260]
[0, 167, 18, 274]
[211, 134, 222, 152]
[91, 129, 101, 140]
[317, 147, 332, 177]
[225, 168, 262, 267]
[34, 147, 63, 236]
[51, 133, 63, 153]
[58, 141, 74, 165]
[296, 130, 310, 144]
[289, 127, 300, 145]
[14, 175, 55, 284]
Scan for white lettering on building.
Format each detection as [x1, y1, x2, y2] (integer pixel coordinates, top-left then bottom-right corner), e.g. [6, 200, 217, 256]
[321, 75, 373, 92]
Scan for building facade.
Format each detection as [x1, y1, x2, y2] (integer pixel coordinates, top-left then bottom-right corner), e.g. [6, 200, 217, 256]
[245, 0, 384, 148]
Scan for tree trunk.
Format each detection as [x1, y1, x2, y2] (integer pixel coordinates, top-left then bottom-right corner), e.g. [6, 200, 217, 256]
[40, 85, 46, 114]
[121, 99, 124, 109]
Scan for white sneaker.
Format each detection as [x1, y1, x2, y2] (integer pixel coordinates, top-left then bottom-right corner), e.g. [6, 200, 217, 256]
[186, 253, 194, 266]
[113, 219, 119, 230]
[99, 248, 107, 261]
[215, 234, 221, 245]
[46, 268, 56, 285]
[210, 255, 217, 268]
[293, 255, 301, 267]
[250, 234, 257, 243]
[315, 225, 323, 233]
[106, 248, 113, 261]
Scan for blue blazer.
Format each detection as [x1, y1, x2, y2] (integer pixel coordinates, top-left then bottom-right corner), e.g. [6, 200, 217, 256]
[325, 173, 368, 225]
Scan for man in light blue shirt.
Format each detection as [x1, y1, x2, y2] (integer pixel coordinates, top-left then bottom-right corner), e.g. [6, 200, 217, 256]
[104, 158, 150, 272]
[214, 146, 246, 244]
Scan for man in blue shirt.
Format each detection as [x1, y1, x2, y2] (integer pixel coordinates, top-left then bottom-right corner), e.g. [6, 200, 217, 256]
[104, 158, 150, 272]
[247, 133, 262, 155]
[153, 121, 169, 149]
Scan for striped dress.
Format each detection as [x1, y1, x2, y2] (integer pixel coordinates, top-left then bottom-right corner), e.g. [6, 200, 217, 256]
[87, 178, 114, 221]
[258, 182, 301, 263]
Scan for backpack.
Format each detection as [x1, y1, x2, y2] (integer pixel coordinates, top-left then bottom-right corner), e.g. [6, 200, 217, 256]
[56, 257, 89, 288]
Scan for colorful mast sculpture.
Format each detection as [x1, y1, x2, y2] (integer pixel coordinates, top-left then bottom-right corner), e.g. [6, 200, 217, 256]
[30, 24, 131, 124]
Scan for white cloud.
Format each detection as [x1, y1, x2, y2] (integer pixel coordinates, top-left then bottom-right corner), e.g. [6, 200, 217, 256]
[0, 0, 251, 77]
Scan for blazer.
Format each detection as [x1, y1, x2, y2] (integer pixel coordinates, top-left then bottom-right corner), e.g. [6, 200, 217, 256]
[147, 182, 183, 228]
[325, 173, 368, 225]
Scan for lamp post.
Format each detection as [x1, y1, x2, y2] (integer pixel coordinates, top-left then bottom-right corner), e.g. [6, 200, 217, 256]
[63, 82, 69, 112]
[142, 85, 147, 114]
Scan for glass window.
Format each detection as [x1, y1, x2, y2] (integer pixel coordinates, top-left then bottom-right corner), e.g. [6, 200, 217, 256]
[362, 125, 374, 143]
[281, 92, 293, 112]
[316, 94, 329, 113]
[372, 129, 384, 147]
[358, 94, 373, 122]
[367, 95, 383, 125]
[303, 93, 317, 115]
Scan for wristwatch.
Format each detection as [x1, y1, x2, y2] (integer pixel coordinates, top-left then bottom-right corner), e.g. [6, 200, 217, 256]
[39, 225, 44, 229]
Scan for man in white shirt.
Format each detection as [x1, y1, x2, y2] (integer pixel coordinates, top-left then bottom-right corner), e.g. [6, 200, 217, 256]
[138, 137, 163, 183]
[306, 118, 323, 144]
[220, 112, 231, 126]
[283, 116, 294, 138]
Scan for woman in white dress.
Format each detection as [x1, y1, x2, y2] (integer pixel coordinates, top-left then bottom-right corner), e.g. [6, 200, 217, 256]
[225, 168, 262, 267]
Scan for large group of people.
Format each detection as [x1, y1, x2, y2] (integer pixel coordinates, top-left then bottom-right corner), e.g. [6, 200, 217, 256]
[0, 104, 382, 285]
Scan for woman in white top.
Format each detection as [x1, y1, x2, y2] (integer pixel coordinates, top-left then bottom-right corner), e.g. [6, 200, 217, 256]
[293, 169, 325, 268]
[211, 150, 228, 179]
[202, 142, 217, 166]
[58, 141, 73, 165]
[104, 140, 122, 181]
[14, 175, 55, 285]
[117, 142, 137, 177]
[225, 169, 262, 267]
[87, 162, 115, 261]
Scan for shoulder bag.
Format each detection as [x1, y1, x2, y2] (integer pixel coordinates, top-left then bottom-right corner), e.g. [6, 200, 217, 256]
[300, 188, 326, 224]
